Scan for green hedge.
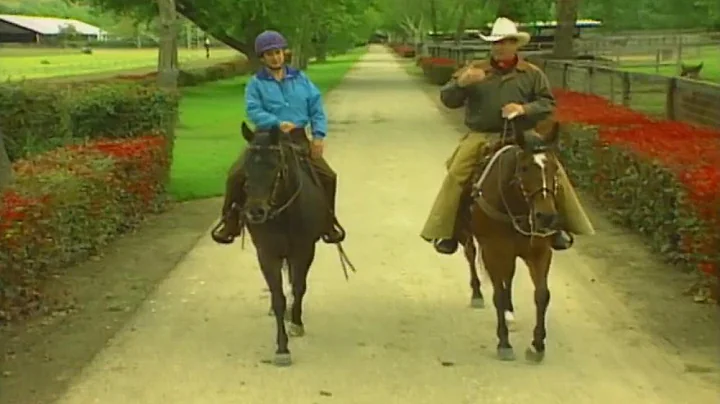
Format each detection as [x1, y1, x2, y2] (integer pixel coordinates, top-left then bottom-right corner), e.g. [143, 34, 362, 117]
[0, 58, 249, 161]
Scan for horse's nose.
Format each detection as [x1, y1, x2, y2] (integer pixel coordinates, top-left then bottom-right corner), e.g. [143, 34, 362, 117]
[534, 212, 557, 228]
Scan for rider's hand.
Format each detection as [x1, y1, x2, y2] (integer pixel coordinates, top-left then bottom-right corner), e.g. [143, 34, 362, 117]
[502, 103, 525, 119]
[279, 121, 296, 133]
[310, 138, 324, 159]
[456, 67, 485, 87]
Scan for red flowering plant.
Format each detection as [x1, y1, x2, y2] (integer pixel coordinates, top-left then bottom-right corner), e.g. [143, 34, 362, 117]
[0, 132, 169, 323]
[553, 89, 719, 299]
[391, 44, 416, 58]
[420, 57, 458, 85]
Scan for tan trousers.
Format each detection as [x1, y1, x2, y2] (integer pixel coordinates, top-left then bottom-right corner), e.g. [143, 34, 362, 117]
[420, 131, 595, 241]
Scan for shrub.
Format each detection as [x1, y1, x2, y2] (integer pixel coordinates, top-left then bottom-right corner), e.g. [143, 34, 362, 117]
[420, 57, 458, 85]
[64, 83, 179, 141]
[0, 58, 246, 161]
[115, 58, 249, 88]
[391, 44, 416, 58]
[0, 84, 71, 161]
[0, 82, 179, 162]
[0, 133, 170, 322]
[554, 89, 719, 300]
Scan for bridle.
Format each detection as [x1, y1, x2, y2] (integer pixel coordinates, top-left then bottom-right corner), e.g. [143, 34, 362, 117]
[243, 137, 304, 221]
[495, 117, 559, 237]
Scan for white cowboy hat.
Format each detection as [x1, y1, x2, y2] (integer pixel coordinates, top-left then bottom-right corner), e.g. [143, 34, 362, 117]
[479, 17, 531, 47]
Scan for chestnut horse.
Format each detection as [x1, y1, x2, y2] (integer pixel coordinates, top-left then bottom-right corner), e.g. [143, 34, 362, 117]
[460, 120, 562, 363]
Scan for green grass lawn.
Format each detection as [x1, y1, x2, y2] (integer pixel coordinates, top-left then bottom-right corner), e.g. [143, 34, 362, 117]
[168, 48, 367, 201]
[0, 47, 241, 80]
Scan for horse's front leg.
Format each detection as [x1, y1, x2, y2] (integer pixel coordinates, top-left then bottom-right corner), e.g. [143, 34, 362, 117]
[463, 237, 485, 308]
[267, 261, 293, 319]
[287, 244, 316, 338]
[258, 251, 292, 366]
[504, 265, 517, 330]
[481, 248, 516, 361]
[524, 250, 552, 363]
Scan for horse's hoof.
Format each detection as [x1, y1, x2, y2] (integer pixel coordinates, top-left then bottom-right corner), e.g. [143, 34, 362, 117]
[525, 346, 545, 363]
[273, 352, 292, 367]
[289, 323, 305, 337]
[496, 347, 516, 361]
[470, 297, 485, 308]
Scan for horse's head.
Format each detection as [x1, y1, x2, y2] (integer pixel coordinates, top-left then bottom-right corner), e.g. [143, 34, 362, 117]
[240, 121, 295, 224]
[507, 122, 562, 232]
[680, 62, 703, 79]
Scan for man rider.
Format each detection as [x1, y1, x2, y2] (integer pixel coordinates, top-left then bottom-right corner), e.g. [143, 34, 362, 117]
[420, 17, 595, 255]
[211, 30, 345, 245]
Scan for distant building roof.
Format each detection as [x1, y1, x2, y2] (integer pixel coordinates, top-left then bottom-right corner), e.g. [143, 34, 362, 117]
[0, 14, 106, 36]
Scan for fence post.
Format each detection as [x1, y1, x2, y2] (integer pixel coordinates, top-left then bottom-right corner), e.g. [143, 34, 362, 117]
[621, 72, 631, 107]
[562, 63, 569, 89]
[587, 65, 594, 94]
[675, 40, 683, 75]
[665, 77, 677, 121]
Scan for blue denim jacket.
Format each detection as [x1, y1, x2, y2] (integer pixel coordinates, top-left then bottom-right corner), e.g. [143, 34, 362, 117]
[244, 66, 328, 139]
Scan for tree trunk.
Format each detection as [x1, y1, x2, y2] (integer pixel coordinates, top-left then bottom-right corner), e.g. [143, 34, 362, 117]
[0, 129, 12, 191]
[454, 0, 471, 46]
[429, 0, 438, 35]
[552, 0, 579, 59]
[315, 32, 328, 63]
[157, 0, 179, 90]
[496, 0, 523, 20]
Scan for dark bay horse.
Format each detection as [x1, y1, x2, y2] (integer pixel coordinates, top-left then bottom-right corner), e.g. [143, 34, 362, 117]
[238, 122, 353, 366]
[463, 120, 562, 363]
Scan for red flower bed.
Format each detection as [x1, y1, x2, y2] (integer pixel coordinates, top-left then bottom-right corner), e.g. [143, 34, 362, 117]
[418, 57, 458, 85]
[391, 44, 415, 58]
[554, 88, 720, 282]
[419, 57, 457, 68]
[553, 90, 652, 126]
[0, 132, 170, 322]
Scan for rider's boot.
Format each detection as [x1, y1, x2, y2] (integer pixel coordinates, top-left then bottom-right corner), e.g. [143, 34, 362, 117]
[551, 230, 574, 251]
[211, 205, 242, 244]
[320, 175, 346, 244]
[434, 238, 459, 254]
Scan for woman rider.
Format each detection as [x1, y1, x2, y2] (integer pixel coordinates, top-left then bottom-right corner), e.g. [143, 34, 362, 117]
[211, 30, 345, 245]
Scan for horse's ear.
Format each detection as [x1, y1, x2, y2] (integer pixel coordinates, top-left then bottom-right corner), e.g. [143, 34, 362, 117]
[241, 121, 254, 142]
[544, 121, 561, 147]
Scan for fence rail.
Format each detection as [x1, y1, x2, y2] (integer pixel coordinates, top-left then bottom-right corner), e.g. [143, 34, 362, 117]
[529, 57, 720, 129]
[418, 38, 720, 129]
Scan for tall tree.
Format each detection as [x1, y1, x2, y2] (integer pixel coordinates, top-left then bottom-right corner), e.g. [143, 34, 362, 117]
[89, 0, 379, 68]
[552, 0, 579, 58]
[156, 0, 179, 89]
